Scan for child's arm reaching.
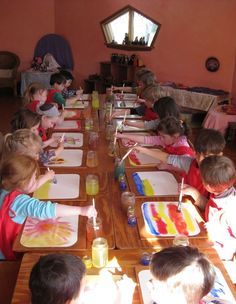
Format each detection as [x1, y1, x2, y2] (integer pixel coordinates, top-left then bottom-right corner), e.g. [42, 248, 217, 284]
[181, 184, 208, 211]
[124, 120, 145, 128]
[115, 133, 145, 144]
[56, 204, 97, 218]
[36, 169, 56, 189]
[135, 146, 169, 162]
[54, 142, 64, 158]
[42, 136, 60, 149]
[111, 109, 131, 118]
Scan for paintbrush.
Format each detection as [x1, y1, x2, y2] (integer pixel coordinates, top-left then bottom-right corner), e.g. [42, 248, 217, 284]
[60, 133, 65, 143]
[92, 197, 96, 226]
[119, 142, 138, 165]
[47, 167, 57, 184]
[177, 177, 184, 212]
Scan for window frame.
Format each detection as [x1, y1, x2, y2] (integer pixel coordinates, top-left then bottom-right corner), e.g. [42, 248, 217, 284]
[100, 5, 161, 51]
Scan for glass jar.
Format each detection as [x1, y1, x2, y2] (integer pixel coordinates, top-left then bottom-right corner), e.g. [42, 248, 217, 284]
[119, 174, 127, 191]
[108, 140, 116, 157]
[114, 158, 125, 180]
[86, 217, 103, 244]
[127, 205, 137, 226]
[89, 132, 99, 150]
[86, 150, 98, 167]
[105, 124, 114, 140]
[92, 91, 100, 109]
[121, 191, 135, 213]
[92, 237, 108, 268]
[86, 174, 99, 196]
[173, 234, 189, 246]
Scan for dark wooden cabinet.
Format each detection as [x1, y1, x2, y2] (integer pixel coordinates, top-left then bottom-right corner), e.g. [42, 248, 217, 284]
[84, 61, 142, 93]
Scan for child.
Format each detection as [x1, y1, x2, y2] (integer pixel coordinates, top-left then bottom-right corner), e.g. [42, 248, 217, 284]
[124, 96, 180, 130]
[60, 69, 83, 99]
[117, 116, 194, 156]
[23, 82, 48, 112]
[29, 253, 135, 304]
[29, 253, 86, 304]
[46, 72, 77, 107]
[112, 84, 160, 121]
[135, 128, 226, 209]
[11, 109, 41, 135]
[1, 129, 58, 189]
[0, 154, 97, 260]
[10, 110, 64, 164]
[37, 103, 62, 148]
[150, 246, 215, 304]
[200, 155, 236, 260]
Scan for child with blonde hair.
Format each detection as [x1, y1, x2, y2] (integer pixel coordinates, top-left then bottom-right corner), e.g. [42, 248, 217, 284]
[0, 154, 97, 260]
[23, 82, 48, 112]
[10, 111, 64, 165]
[200, 155, 236, 260]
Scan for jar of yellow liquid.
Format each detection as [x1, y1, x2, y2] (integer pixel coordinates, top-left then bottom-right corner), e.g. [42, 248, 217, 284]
[92, 91, 100, 109]
[92, 237, 108, 268]
[86, 174, 99, 195]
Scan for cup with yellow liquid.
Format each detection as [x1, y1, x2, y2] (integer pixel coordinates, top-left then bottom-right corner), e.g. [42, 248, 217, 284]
[86, 174, 99, 196]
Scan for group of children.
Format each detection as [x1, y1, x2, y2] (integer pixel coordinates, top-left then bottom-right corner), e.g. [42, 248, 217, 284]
[0, 70, 97, 261]
[0, 67, 236, 303]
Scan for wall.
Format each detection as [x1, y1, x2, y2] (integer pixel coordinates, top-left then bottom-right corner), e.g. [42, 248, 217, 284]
[0, 0, 55, 72]
[54, 0, 236, 91]
[1, 0, 236, 92]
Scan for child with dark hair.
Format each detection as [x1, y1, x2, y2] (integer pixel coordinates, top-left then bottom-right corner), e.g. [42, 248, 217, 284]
[29, 253, 86, 304]
[123, 96, 180, 130]
[11, 109, 41, 134]
[47, 72, 78, 107]
[135, 129, 226, 208]
[200, 155, 236, 260]
[150, 246, 215, 304]
[117, 116, 194, 156]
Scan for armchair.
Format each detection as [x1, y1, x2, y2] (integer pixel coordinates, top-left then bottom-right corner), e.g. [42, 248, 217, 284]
[0, 51, 20, 96]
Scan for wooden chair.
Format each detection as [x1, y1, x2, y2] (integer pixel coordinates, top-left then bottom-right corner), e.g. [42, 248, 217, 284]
[0, 51, 20, 96]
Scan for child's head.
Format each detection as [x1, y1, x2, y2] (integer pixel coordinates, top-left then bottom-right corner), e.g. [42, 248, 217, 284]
[59, 70, 74, 88]
[29, 253, 86, 304]
[136, 69, 156, 88]
[142, 84, 160, 108]
[1, 154, 39, 193]
[11, 109, 41, 135]
[37, 103, 60, 129]
[150, 246, 215, 304]
[2, 129, 42, 161]
[193, 128, 225, 164]
[154, 96, 180, 120]
[157, 116, 189, 145]
[50, 73, 66, 91]
[200, 155, 236, 195]
[23, 82, 48, 106]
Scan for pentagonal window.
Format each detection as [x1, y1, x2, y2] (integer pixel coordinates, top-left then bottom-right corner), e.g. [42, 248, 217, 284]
[101, 5, 161, 51]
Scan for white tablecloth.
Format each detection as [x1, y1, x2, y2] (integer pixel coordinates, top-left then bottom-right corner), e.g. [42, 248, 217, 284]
[21, 70, 54, 96]
[159, 86, 229, 112]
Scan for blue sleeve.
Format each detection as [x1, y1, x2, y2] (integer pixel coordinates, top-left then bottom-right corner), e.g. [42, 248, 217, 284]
[39, 150, 56, 165]
[11, 194, 57, 224]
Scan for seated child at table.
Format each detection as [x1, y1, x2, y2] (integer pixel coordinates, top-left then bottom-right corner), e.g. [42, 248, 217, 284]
[29, 253, 86, 304]
[46, 72, 77, 107]
[150, 246, 215, 304]
[0, 154, 97, 260]
[124, 96, 180, 130]
[23, 82, 48, 112]
[112, 84, 160, 122]
[200, 155, 236, 260]
[135, 128, 226, 210]
[1, 129, 58, 188]
[60, 69, 83, 99]
[10, 110, 64, 164]
[117, 116, 194, 156]
[37, 103, 62, 148]
[29, 253, 135, 304]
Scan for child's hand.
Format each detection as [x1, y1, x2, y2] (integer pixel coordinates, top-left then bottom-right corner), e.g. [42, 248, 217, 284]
[50, 136, 60, 145]
[116, 274, 136, 304]
[56, 142, 64, 154]
[136, 97, 145, 104]
[80, 205, 97, 218]
[44, 169, 55, 182]
[181, 184, 200, 201]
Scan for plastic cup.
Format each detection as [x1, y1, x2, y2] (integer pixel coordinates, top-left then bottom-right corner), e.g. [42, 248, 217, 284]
[86, 150, 98, 167]
[86, 217, 103, 244]
[121, 191, 135, 213]
[86, 174, 99, 195]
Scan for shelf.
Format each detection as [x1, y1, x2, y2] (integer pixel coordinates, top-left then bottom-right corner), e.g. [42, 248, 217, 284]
[105, 43, 153, 51]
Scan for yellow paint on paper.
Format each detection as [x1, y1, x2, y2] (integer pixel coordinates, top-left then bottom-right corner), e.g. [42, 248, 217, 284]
[142, 179, 154, 196]
[33, 181, 50, 199]
[158, 203, 176, 234]
[182, 208, 196, 233]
